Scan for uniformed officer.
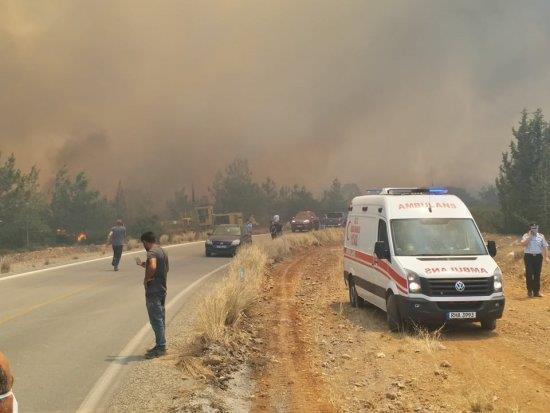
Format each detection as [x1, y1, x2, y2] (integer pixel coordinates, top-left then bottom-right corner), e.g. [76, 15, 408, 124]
[520, 223, 549, 298]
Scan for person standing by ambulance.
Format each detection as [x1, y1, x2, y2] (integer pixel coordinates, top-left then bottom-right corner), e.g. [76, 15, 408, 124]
[107, 219, 126, 271]
[521, 223, 549, 298]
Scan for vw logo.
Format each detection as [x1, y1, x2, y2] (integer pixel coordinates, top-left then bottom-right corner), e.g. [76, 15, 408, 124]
[454, 281, 466, 292]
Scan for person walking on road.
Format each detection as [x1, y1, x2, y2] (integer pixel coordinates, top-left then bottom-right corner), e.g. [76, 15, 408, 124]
[520, 223, 549, 298]
[107, 219, 126, 271]
[137, 231, 169, 358]
[0, 351, 17, 413]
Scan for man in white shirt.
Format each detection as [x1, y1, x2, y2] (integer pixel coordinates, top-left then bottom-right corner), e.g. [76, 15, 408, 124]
[520, 223, 549, 298]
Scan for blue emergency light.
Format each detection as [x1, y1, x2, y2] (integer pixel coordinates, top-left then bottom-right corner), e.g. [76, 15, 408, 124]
[428, 187, 448, 195]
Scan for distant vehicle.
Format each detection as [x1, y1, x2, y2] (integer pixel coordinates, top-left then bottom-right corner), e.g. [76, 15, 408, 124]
[322, 212, 346, 228]
[343, 187, 504, 332]
[205, 224, 252, 257]
[291, 211, 320, 232]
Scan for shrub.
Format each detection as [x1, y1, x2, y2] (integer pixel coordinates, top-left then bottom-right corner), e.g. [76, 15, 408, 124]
[196, 245, 268, 343]
[0, 258, 11, 274]
[126, 238, 140, 250]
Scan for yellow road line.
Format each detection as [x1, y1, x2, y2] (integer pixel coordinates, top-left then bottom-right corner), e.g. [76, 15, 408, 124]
[0, 279, 109, 326]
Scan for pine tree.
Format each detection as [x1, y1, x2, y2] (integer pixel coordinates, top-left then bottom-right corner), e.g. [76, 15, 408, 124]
[497, 110, 549, 232]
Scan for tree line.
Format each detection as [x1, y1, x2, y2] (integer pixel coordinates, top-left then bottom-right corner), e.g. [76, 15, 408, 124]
[0, 155, 360, 250]
[1, 108, 544, 250]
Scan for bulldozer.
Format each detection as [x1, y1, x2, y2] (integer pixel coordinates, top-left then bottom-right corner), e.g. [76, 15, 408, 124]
[213, 212, 243, 226]
[184, 206, 243, 231]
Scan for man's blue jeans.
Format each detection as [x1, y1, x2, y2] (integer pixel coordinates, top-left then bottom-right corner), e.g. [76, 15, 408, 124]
[145, 292, 166, 348]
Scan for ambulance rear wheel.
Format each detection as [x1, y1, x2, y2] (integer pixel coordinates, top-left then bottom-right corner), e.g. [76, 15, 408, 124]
[480, 318, 497, 331]
[386, 294, 404, 332]
[348, 278, 365, 308]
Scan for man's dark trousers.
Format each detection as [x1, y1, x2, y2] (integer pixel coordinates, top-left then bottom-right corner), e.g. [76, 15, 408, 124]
[524, 253, 543, 295]
[112, 245, 123, 267]
[146, 292, 166, 348]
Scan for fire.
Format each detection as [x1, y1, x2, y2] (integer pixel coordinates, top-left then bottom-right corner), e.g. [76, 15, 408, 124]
[76, 232, 87, 243]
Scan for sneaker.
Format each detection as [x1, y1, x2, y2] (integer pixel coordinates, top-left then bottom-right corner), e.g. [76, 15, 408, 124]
[528, 291, 533, 298]
[534, 292, 544, 298]
[146, 345, 166, 353]
[145, 347, 166, 359]
[114, 266, 119, 271]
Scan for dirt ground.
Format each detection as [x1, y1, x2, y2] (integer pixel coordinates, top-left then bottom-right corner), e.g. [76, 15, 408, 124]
[249, 237, 550, 412]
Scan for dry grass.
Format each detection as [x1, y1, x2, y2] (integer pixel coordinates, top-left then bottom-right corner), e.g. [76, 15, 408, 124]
[467, 392, 495, 412]
[263, 228, 343, 261]
[171, 231, 203, 244]
[170, 234, 185, 244]
[196, 245, 268, 343]
[407, 324, 445, 353]
[0, 258, 11, 274]
[192, 230, 343, 344]
[159, 234, 169, 244]
[126, 238, 140, 250]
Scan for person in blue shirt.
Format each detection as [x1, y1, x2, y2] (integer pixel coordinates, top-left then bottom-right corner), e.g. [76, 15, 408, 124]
[520, 223, 549, 298]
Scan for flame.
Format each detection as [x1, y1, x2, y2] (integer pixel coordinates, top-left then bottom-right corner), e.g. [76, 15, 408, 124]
[76, 232, 87, 243]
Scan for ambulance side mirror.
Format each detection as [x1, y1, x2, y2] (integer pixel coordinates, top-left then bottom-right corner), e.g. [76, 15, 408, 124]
[374, 241, 391, 261]
[487, 240, 497, 257]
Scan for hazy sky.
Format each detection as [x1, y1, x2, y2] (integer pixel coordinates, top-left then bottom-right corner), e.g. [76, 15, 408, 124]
[2, 0, 550, 197]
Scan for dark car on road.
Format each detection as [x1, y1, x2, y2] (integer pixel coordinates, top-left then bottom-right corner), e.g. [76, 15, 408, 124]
[291, 210, 320, 232]
[322, 212, 346, 228]
[205, 224, 252, 256]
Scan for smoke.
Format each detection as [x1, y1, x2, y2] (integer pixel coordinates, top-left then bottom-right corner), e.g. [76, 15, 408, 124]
[2, 0, 550, 198]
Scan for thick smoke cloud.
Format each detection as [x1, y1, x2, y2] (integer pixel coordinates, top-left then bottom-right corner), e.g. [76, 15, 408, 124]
[1, 0, 550, 198]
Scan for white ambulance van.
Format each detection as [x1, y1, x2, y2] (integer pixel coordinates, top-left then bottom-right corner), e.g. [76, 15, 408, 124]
[343, 188, 504, 331]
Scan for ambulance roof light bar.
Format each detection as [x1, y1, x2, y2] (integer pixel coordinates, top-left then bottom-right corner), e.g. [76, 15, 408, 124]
[375, 187, 448, 195]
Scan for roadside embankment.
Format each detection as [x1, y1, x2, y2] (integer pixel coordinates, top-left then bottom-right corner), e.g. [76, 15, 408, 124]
[175, 229, 344, 412]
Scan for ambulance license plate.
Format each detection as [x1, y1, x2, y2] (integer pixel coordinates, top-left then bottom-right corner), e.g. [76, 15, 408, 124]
[447, 311, 476, 319]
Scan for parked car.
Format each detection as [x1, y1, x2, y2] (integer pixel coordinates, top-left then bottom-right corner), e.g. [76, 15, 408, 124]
[205, 224, 252, 257]
[322, 212, 346, 228]
[291, 211, 320, 232]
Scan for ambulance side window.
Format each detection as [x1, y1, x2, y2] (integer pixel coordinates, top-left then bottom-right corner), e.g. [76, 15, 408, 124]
[378, 220, 389, 245]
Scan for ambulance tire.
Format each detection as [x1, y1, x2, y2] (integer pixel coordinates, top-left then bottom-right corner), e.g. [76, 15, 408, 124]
[348, 278, 365, 308]
[386, 294, 404, 332]
[480, 318, 497, 331]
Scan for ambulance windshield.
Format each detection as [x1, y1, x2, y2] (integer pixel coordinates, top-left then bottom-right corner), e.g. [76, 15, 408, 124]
[390, 218, 486, 256]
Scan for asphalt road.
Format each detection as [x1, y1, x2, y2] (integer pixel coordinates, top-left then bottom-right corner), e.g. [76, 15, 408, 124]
[0, 241, 231, 412]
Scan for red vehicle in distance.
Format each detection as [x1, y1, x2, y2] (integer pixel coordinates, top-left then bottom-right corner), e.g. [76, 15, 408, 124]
[291, 210, 320, 232]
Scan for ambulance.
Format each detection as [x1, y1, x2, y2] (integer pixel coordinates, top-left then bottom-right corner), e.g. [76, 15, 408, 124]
[343, 188, 504, 331]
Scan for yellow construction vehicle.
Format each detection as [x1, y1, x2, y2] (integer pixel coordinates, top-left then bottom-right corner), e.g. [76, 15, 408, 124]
[194, 205, 214, 229]
[213, 212, 243, 226]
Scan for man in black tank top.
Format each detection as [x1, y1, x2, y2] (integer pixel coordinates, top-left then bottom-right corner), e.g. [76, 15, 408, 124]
[138, 231, 169, 358]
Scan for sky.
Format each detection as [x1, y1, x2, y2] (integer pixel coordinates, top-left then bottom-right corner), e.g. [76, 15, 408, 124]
[2, 0, 550, 198]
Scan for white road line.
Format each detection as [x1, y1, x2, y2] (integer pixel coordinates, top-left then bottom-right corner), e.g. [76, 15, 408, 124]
[76, 262, 229, 413]
[0, 241, 204, 283]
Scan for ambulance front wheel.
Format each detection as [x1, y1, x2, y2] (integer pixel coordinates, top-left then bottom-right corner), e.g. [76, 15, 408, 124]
[480, 318, 497, 331]
[348, 278, 365, 308]
[386, 294, 404, 332]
